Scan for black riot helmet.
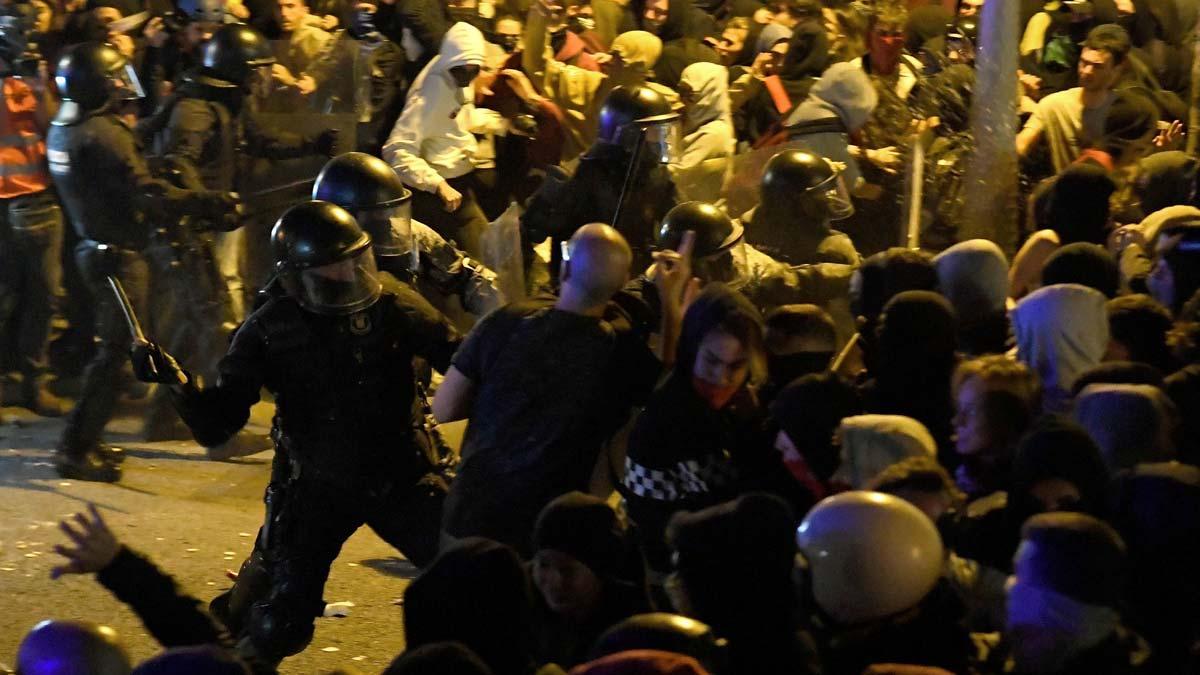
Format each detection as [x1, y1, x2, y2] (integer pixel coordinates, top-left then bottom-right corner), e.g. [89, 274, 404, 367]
[313, 153, 413, 258]
[761, 149, 854, 222]
[177, 0, 227, 24]
[53, 42, 145, 125]
[596, 84, 682, 164]
[656, 201, 744, 258]
[271, 201, 383, 315]
[16, 619, 132, 675]
[195, 23, 275, 88]
[591, 613, 729, 675]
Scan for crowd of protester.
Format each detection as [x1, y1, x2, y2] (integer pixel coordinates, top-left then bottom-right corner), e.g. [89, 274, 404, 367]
[4, 0, 1200, 672]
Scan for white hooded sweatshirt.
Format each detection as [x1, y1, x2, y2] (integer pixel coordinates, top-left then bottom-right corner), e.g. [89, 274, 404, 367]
[671, 62, 735, 202]
[383, 22, 505, 193]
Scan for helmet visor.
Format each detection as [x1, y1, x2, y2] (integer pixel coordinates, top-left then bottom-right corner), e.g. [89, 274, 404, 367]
[355, 201, 413, 259]
[643, 117, 682, 165]
[112, 62, 146, 100]
[297, 247, 382, 315]
[811, 170, 854, 220]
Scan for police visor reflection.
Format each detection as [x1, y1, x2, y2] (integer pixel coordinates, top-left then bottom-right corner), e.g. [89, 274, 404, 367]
[298, 249, 382, 315]
[354, 200, 413, 259]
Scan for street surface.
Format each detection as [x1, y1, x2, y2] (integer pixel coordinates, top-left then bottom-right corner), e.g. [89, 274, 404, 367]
[0, 401, 440, 673]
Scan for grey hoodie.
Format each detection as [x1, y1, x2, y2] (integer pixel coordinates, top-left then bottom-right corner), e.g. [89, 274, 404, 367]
[784, 62, 878, 189]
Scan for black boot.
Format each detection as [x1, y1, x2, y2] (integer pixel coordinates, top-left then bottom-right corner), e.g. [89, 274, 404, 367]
[54, 447, 121, 482]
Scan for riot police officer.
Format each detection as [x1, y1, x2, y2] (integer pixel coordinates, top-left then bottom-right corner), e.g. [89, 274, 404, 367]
[623, 200, 858, 344]
[523, 83, 681, 273]
[47, 42, 238, 482]
[131, 201, 460, 665]
[742, 149, 861, 267]
[660, 201, 854, 312]
[152, 23, 337, 321]
[312, 152, 503, 320]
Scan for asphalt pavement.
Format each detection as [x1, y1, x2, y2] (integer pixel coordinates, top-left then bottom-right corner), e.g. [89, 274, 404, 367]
[0, 400, 435, 673]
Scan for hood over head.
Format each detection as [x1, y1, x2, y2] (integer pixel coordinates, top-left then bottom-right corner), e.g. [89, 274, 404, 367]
[437, 21, 486, 72]
[679, 61, 729, 131]
[1073, 383, 1177, 470]
[834, 414, 937, 488]
[611, 30, 664, 72]
[755, 22, 792, 55]
[804, 61, 877, 134]
[1012, 284, 1110, 411]
[934, 239, 1009, 324]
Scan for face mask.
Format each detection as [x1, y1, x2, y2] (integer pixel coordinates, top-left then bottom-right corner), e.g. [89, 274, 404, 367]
[691, 376, 741, 410]
[869, 33, 905, 75]
[496, 34, 520, 53]
[568, 15, 595, 34]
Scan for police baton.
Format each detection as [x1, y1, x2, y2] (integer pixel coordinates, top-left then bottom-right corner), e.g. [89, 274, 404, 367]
[106, 275, 188, 386]
[106, 275, 147, 346]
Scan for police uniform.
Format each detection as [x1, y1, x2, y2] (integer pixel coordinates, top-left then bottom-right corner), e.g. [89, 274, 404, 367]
[47, 42, 235, 480]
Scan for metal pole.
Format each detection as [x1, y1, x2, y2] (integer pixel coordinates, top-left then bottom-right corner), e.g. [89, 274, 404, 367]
[960, 0, 1020, 254]
[1187, 17, 1200, 156]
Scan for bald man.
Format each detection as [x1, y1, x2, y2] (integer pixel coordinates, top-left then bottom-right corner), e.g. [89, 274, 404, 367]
[434, 224, 661, 554]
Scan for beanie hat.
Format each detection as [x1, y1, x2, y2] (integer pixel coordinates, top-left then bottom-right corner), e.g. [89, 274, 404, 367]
[533, 492, 624, 578]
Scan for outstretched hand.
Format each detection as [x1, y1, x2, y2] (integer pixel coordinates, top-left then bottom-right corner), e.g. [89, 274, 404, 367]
[50, 504, 120, 580]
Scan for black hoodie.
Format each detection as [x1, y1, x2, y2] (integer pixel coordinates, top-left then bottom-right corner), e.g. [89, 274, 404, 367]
[631, 0, 721, 87]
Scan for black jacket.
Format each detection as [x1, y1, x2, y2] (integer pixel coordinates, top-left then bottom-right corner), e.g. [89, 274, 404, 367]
[154, 82, 317, 192]
[523, 143, 678, 272]
[47, 113, 232, 250]
[631, 0, 720, 88]
[172, 281, 460, 483]
[96, 546, 275, 674]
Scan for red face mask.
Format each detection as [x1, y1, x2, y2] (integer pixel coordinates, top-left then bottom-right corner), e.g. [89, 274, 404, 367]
[691, 376, 741, 410]
[869, 32, 905, 75]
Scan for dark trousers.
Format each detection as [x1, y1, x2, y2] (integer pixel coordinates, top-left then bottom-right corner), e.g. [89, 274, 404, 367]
[59, 243, 149, 454]
[0, 190, 63, 379]
[411, 173, 489, 261]
[229, 464, 447, 661]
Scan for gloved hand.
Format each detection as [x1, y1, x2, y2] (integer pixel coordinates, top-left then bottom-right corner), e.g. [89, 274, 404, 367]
[130, 341, 188, 385]
[511, 113, 539, 137]
[313, 128, 340, 157]
[216, 192, 245, 231]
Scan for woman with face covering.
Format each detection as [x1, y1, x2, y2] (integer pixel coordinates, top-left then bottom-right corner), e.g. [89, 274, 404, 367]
[859, 290, 960, 462]
[670, 62, 735, 202]
[622, 284, 771, 581]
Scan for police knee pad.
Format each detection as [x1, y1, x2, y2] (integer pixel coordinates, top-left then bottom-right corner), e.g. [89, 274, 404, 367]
[247, 600, 316, 659]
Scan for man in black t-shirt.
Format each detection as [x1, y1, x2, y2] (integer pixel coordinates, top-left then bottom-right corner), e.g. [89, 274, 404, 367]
[434, 223, 686, 555]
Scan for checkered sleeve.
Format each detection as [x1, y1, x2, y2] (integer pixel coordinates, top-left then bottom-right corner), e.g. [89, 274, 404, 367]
[622, 456, 712, 502]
